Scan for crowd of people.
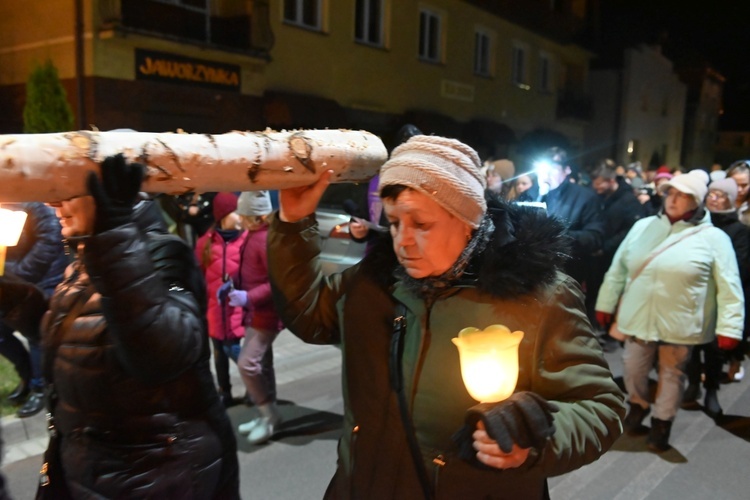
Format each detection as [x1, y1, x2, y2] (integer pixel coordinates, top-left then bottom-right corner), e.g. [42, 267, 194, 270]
[0, 128, 747, 497]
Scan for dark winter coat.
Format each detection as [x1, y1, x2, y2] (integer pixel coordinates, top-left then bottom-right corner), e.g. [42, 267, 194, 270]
[4, 202, 67, 295]
[541, 180, 605, 285]
[42, 201, 239, 499]
[268, 196, 625, 500]
[711, 210, 750, 337]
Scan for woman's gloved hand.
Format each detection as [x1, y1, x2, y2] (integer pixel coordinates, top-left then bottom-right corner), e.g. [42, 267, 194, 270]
[595, 311, 613, 328]
[717, 335, 740, 351]
[228, 289, 248, 308]
[87, 153, 145, 233]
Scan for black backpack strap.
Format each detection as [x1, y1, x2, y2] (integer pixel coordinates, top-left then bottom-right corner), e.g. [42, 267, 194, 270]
[389, 303, 434, 500]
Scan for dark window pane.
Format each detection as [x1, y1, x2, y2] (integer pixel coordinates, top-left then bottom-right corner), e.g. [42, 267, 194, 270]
[302, 0, 318, 27]
[284, 0, 297, 21]
[355, 0, 365, 40]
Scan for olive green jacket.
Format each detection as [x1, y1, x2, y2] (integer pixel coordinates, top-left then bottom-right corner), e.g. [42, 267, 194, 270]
[268, 200, 625, 500]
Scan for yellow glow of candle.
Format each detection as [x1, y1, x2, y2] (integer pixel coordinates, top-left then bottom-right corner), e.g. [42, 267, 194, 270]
[452, 325, 524, 403]
[0, 207, 28, 276]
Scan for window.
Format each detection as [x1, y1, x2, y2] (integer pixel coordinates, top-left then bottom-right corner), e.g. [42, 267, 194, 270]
[474, 28, 492, 77]
[512, 42, 529, 88]
[419, 8, 442, 63]
[355, 0, 384, 46]
[539, 51, 553, 92]
[284, 0, 322, 30]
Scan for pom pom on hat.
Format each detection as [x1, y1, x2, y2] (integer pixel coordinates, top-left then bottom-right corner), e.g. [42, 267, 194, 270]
[212, 192, 238, 222]
[658, 169, 709, 205]
[378, 135, 487, 228]
[237, 191, 272, 217]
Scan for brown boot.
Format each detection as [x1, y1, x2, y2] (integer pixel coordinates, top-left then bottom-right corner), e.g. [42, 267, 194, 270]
[646, 417, 672, 453]
[623, 402, 650, 435]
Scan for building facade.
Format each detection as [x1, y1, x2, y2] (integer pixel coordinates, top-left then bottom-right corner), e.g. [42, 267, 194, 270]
[0, 0, 594, 168]
[586, 44, 687, 171]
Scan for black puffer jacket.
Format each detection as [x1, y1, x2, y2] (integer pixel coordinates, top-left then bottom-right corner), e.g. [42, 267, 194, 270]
[42, 201, 239, 499]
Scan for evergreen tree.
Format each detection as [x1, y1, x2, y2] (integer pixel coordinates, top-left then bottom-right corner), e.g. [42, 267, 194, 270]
[23, 60, 75, 133]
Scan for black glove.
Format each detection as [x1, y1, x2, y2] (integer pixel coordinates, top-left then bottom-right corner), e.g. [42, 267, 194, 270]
[87, 153, 145, 233]
[0, 276, 48, 341]
[453, 391, 559, 460]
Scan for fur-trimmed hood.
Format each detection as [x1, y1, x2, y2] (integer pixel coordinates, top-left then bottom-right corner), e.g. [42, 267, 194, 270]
[362, 193, 572, 298]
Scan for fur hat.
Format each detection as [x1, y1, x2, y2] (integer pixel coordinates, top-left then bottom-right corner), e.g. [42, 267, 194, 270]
[658, 169, 709, 205]
[212, 192, 238, 222]
[378, 135, 486, 228]
[237, 191, 272, 217]
[708, 177, 738, 207]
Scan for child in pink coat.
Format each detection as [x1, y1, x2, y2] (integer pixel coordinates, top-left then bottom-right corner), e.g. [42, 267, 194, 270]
[195, 192, 248, 407]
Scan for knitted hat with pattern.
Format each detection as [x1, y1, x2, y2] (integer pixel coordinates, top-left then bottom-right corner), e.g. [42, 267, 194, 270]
[378, 135, 487, 228]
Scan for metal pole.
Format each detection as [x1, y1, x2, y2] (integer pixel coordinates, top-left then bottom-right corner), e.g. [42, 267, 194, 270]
[75, 0, 86, 129]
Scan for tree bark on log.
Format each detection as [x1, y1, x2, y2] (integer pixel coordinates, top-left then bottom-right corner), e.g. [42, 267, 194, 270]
[0, 129, 387, 203]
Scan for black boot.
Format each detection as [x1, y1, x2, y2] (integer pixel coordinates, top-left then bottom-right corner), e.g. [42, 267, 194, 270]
[703, 388, 723, 420]
[646, 417, 673, 453]
[681, 383, 702, 409]
[6, 379, 30, 406]
[17, 389, 45, 418]
[623, 402, 650, 435]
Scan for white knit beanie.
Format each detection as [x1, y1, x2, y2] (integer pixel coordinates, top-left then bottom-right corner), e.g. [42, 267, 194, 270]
[237, 190, 272, 216]
[378, 135, 487, 228]
[658, 169, 709, 205]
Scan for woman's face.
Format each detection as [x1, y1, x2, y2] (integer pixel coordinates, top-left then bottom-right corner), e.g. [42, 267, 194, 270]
[515, 175, 533, 194]
[663, 188, 698, 219]
[705, 189, 732, 212]
[383, 189, 473, 279]
[219, 212, 242, 230]
[730, 171, 750, 203]
[54, 196, 96, 239]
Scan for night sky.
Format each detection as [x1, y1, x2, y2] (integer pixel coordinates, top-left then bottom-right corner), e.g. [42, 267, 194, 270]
[593, 0, 750, 130]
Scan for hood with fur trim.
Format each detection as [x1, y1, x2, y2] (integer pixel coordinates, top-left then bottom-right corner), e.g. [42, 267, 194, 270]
[362, 193, 572, 298]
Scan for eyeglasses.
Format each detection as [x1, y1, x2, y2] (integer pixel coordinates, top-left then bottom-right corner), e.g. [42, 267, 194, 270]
[707, 191, 729, 201]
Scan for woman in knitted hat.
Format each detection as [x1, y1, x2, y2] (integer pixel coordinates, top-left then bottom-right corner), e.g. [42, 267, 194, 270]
[268, 135, 625, 498]
[230, 191, 285, 444]
[683, 178, 750, 395]
[195, 192, 248, 407]
[596, 169, 744, 451]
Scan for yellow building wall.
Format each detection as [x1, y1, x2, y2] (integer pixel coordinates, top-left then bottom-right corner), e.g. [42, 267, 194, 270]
[0, 0, 81, 85]
[264, 0, 592, 137]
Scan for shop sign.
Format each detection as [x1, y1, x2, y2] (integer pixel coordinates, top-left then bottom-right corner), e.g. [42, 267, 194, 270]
[135, 49, 241, 91]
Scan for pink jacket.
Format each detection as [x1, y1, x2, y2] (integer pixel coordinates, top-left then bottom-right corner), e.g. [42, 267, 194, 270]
[195, 228, 248, 341]
[236, 226, 282, 331]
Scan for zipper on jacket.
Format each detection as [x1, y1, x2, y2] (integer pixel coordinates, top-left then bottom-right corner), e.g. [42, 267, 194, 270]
[432, 454, 445, 494]
[349, 425, 359, 499]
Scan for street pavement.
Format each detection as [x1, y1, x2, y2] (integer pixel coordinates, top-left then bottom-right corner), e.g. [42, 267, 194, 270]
[2, 332, 749, 499]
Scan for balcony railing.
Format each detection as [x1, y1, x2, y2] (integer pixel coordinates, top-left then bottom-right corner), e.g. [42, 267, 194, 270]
[99, 0, 269, 57]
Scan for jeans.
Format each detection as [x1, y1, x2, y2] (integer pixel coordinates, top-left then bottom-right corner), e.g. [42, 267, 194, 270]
[623, 337, 692, 421]
[238, 327, 279, 406]
[211, 337, 242, 393]
[0, 322, 44, 391]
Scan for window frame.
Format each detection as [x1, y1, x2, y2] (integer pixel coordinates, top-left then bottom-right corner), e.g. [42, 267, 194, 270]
[473, 27, 494, 77]
[283, 0, 323, 31]
[418, 7, 443, 63]
[512, 41, 530, 89]
[538, 51, 554, 93]
[354, 0, 386, 47]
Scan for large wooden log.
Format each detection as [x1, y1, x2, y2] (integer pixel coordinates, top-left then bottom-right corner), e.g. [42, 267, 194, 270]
[0, 129, 387, 203]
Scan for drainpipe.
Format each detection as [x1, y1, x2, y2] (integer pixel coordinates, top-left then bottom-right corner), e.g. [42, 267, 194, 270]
[75, 0, 86, 129]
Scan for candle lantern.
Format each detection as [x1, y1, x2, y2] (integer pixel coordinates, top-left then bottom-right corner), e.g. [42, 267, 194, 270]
[451, 325, 524, 403]
[0, 207, 28, 276]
